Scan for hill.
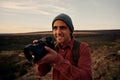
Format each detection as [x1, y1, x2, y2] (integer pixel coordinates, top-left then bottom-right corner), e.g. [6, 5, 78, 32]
[0, 29, 120, 80]
[0, 29, 120, 35]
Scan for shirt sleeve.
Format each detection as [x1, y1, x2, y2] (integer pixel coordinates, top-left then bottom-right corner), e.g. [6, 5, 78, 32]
[53, 42, 92, 80]
[35, 63, 51, 76]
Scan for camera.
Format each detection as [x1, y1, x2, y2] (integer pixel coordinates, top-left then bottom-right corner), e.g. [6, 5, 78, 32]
[24, 37, 55, 63]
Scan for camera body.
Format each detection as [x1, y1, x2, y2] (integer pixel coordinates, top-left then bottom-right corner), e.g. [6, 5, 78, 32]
[24, 37, 55, 63]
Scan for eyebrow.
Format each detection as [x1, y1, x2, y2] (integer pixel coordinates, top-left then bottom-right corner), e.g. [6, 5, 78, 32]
[53, 25, 67, 27]
[53, 26, 67, 29]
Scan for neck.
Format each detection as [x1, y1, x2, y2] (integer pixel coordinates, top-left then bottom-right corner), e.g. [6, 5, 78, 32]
[60, 38, 71, 48]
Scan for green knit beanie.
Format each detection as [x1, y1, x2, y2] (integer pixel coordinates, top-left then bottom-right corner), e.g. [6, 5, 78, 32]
[52, 13, 74, 33]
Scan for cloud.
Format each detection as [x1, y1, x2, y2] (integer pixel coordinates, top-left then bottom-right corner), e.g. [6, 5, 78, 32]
[0, 1, 51, 15]
[0, 0, 71, 16]
[0, 1, 33, 10]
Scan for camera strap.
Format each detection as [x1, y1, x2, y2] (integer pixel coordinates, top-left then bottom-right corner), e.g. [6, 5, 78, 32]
[72, 40, 81, 67]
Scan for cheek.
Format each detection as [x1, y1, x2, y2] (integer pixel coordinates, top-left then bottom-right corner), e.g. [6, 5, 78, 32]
[53, 31, 56, 38]
[66, 34, 71, 39]
[64, 31, 71, 37]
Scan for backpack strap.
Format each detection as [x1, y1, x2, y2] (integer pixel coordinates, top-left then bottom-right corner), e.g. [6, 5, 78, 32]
[72, 40, 80, 67]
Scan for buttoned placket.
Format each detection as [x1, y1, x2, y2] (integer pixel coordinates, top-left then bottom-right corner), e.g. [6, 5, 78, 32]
[61, 48, 68, 59]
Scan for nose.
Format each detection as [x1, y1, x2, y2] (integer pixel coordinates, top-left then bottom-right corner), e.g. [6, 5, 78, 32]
[55, 27, 62, 35]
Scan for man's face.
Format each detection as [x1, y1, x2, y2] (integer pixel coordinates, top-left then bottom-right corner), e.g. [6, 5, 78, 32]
[53, 20, 71, 45]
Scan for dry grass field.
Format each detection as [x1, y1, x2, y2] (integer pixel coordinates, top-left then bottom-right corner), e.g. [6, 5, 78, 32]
[0, 30, 120, 80]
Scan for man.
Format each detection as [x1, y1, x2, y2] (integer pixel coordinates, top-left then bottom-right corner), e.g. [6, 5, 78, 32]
[34, 13, 92, 80]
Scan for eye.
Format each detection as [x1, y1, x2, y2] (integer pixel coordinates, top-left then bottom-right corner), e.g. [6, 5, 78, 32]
[53, 26, 57, 30]
[60, 26, 67, 30]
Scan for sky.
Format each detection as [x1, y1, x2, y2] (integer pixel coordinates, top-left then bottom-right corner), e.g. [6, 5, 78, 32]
[0, 0, 120, 33]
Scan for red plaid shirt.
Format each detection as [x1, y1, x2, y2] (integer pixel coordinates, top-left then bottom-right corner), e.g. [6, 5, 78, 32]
[35, 37, 92, 80]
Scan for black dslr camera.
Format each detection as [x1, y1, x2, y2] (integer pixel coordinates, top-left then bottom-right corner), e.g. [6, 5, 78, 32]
[24, 37, 55, 63]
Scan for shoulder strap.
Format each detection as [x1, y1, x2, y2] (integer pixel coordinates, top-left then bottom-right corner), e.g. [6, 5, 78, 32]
[72, 40, 80, 67]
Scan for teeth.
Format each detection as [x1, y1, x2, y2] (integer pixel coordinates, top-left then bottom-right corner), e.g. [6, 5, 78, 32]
[57, 36, 63, 38]
[57, 36, 62, 37]
[56, 36, 63, 40]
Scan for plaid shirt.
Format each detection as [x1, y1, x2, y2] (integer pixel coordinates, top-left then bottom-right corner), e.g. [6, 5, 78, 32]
[36, 37, 92, 80]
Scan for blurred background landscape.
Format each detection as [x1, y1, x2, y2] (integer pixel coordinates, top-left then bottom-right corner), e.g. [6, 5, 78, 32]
[0, 30, 120, 80]
[0, 0, 120, 80]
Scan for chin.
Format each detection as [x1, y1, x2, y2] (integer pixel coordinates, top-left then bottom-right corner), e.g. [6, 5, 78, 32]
[57, 40, 64, 44]
[57, 41, 62, 43]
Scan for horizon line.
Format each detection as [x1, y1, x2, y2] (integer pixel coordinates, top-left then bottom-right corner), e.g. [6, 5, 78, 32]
[0, 29, 120, 34]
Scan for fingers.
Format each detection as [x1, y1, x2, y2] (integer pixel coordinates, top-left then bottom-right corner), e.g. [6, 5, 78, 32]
[33, 39, 38, 44]
[44, 46, 51, 52]
[44, 46, 56, 53]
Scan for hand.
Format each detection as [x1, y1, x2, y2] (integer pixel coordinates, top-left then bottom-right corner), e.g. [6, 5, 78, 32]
[33, 39, 38, 44]
[36, 46, 57, 65]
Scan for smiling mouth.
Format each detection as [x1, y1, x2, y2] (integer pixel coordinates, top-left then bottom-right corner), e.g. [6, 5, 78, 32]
[55, 35, 64, 41]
